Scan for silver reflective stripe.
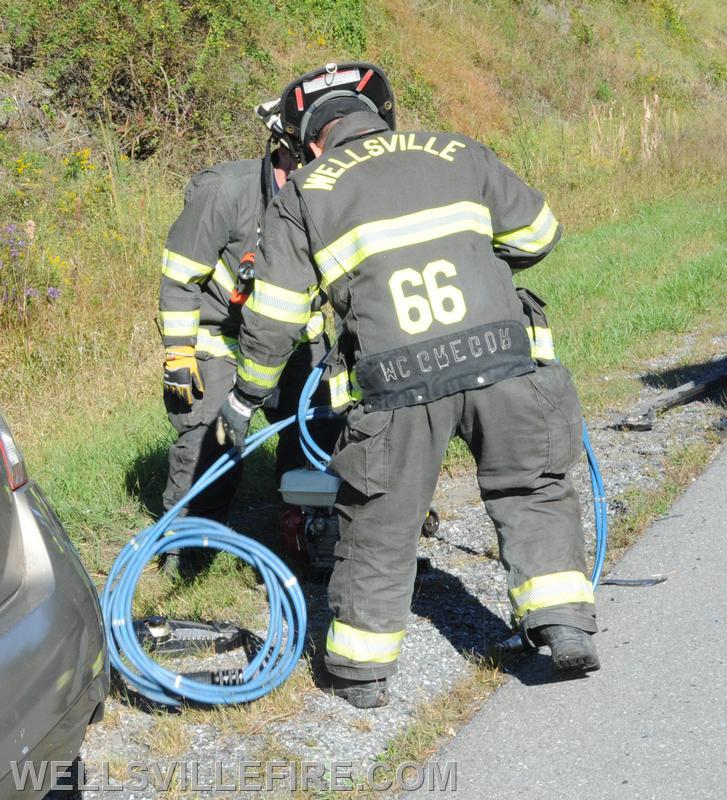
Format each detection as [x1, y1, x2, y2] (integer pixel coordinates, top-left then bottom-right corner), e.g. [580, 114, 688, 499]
[510, 571, 595, 622]
[247, 279, 313, 324]
[195, 328, 238, 357]
[160, 309, 200, 337]
[326, 620, 405, 664]
[526, 326, 556, 361]
[493, 203, 559, 254]
[162, 249, 214, 285]
[211, 259, 235, 293]
[314, 201, 493, 288]
[237, 357, 286, 389]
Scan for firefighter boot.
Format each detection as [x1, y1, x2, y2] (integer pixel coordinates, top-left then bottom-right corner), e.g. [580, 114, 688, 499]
[539, 625, 600, 674]
[329, 676, 389, 709]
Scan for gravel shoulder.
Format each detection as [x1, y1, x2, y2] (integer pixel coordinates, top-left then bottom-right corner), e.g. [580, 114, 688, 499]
[74, 341, 726, 798]
[407, 438, 727, 800]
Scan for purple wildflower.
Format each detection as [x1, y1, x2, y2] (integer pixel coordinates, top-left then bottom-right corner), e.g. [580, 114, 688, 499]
[25, 287, 39, 298]
[46, 286, 61, 301]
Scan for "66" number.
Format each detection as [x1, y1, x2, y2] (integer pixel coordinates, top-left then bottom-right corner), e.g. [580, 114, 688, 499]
[388, 259, 467, 335]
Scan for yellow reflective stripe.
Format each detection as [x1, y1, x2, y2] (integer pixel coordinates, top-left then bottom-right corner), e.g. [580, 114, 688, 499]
[510, 571, 595, 621]
[326, 621, 405, 664]
[314, 201, 493, 288]
[195, 327, 238, 357]
[298, 310, 324, 342]
[329, 371, 352, 410]
[160, 309, 200, 337]
[493, 202, 559, 254]
[212, 258, 235, 293]
[247, 279, 313, 324]
[91, 649, 104, 677]
[162, 248, 214, 285]
[526, 326, 556, 361]
[237, 357, 285, 389]
[350, 369, 363, 402]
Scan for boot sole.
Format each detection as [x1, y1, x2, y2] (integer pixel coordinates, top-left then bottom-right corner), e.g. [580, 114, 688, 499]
[329, 686, 390, 709]
[553, 653, 601, 673]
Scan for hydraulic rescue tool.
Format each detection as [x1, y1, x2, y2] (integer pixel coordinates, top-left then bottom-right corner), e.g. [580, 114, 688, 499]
[101, 359, 608, 706]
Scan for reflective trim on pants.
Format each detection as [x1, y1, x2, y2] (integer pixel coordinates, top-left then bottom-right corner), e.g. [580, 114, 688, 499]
[326, 620, 405, 664]
[510, 570, 595, 622]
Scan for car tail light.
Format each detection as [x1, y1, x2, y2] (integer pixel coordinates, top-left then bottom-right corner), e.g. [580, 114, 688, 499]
[0, 414, 29, 490]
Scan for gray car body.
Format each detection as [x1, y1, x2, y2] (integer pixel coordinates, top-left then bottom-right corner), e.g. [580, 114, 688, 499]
[0, 416, 109, 798]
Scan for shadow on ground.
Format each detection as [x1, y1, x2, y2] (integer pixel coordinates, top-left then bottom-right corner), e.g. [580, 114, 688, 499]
[639, 355, 727, 404]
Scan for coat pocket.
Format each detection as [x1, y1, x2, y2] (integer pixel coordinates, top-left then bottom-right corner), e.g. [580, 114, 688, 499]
[329, 406, 394, 497]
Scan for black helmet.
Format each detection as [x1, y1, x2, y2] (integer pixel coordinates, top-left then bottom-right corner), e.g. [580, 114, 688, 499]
[277, 62, 395, 162]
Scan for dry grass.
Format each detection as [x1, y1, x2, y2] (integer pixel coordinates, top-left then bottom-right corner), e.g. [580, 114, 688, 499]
[147, 712, 192, 758]
[607, 436, 721, 564]
[183, 660, 316, 737]
[370, 654, 503, 792]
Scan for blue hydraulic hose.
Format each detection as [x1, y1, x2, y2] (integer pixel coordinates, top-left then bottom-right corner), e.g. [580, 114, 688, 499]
[102, 359, 609, 705]
[583, 419, 608, 588]
[297, 364, 332, 471]
[101, 411, 328, 707]
[297, 365, 609, 588]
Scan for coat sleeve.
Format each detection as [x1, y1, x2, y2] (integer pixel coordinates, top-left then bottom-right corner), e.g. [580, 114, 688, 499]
[235, 184, 322, 403]
[158, 172, 235, 349]
[477, 144, 562, 271]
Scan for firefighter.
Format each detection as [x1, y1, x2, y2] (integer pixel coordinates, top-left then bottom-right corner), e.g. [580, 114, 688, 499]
[219, 63, 599, 707]
[159, 98, 332, 577]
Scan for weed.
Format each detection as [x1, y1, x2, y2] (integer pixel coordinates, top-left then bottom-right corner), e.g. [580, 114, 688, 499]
[607, 437, 719, 561]
[706, 59, 727, 89]
[595, 79, 615, 103]
[148, 711, 192, 757]
[377, 654, 503, 777]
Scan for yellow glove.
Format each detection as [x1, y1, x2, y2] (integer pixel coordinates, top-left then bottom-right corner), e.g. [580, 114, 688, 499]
[163, 346, 205, 404]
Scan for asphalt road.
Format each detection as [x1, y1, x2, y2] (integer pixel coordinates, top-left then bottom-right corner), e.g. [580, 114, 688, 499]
[409, 444, 727, 800]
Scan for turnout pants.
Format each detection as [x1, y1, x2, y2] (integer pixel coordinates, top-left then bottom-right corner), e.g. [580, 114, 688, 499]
[325, 362, 597, 680]
[163, 339, 336, 521]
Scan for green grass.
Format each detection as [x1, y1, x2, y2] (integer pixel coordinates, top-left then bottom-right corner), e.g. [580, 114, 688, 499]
[517, 183, 727, 410]
[442, 183, 726, 468]
[11, 182, 724, 563]
[26, 394, 279, 577]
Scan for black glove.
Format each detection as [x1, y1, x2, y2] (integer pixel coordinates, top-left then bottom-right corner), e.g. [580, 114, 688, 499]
[216, 390, 258, 452]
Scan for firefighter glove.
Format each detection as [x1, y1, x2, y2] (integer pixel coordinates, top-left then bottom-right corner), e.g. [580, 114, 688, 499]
[217, 390, 258, 452]
[163, 346, 204, 404]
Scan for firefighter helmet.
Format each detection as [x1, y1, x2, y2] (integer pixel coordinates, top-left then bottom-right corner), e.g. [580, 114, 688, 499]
[277, 62, 396, 162]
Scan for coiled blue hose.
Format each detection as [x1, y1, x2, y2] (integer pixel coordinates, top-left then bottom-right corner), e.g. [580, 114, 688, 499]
[101, 412, 325, 707]
[102, 363, 608, 705]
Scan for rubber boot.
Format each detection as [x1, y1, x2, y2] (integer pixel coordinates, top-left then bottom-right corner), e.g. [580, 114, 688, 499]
[159, 551, 182, 578]
[329, 676, 389, 709]
[538, 625, 600, 674]
[159, 549, 214, 580]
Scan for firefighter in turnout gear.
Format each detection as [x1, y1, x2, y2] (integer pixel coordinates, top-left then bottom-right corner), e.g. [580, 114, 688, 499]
[159, 98, 334, 577]
[220, 63, 599, 707]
